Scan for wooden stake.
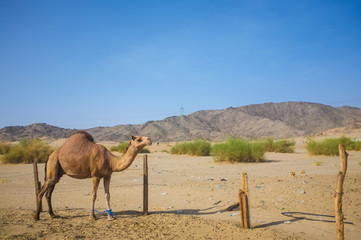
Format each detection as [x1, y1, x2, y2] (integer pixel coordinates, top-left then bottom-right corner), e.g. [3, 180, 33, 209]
[239, 172, 250, 229]
[143, 155, 148, 216]
[239, 189, 245, 228]
[335, 144, 348, 240]
[33, 161, 42, 212]
[242, 172, 248, 195]
[242, 193, 250, 228]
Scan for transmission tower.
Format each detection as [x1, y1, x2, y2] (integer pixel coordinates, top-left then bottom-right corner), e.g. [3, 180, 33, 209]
[180, 105, 184, 116]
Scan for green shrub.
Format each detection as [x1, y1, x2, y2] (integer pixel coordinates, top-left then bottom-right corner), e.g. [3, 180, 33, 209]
[272, 139, 295, 153]
[262, 138, 295, 153]
[0, 142, 12, 155]
[211, 138, 265, 163]
[110, 142, 151, 154]
[139, 148, 151, 153]
[306, 136, 361, 156]
[306, 138, 321, 155]
[350, 139, 361, 151]
[263, 138, 274, 152]
[170, 142, 188, 155]
[170, 140, 211, 156]
[110, 142, 129, 153]
[2, 138, 53, 164]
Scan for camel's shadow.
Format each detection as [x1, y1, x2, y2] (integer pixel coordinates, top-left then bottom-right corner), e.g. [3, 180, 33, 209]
[52, 207, 223, 220]
[43, 207, 354, 229]
[39, 208, 143, 220]
[113, 205, 224, 218]
[147, 206, 225, 216]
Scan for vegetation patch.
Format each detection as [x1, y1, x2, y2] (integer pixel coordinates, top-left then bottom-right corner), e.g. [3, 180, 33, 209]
[306, 136, 361, 156]
[1, 138, 53, 164]
[170, 140, 211, 156]
[351, 140, 361, 151]
[263, 138, 295, 153]
[211, 138, 265, 163]
[313, 160, 323, 166]
[170, 138, 295, 162]
[139, 148, 151, 153]
[110, 142, 129, 153]
[110, 142, 150, 154]
[0, 142, 13, 155]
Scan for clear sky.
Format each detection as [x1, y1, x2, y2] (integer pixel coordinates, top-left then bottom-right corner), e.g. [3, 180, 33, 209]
[1, 0, 360, 129]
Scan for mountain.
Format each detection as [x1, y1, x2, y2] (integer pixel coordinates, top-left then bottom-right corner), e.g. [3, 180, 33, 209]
[0, 123, 76, 142]
[1, 102, 361, 142]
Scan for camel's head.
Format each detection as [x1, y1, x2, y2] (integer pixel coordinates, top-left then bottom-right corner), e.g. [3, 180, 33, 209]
[130, 136, 152, 150]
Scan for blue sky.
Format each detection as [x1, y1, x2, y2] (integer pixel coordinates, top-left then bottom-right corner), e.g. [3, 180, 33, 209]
[1, 0, 360, 129]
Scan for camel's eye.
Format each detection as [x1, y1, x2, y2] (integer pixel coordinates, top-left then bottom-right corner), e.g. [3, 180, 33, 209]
[137, 139, 142, 142]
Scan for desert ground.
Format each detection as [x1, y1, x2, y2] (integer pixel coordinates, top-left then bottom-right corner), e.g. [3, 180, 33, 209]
[0, 131, 361, 239]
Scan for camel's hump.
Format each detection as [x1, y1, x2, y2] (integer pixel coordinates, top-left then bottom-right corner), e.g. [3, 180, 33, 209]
[70, 131, 95, 142]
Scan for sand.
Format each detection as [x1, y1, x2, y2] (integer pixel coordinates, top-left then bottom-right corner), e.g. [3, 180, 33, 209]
[1, 137, 361, 239]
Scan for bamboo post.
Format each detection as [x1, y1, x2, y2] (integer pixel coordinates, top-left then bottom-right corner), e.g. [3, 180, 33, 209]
[242, 172, 248, 195]
[242, 192, 250, 228]
[33, 161, 42, 212]
[243, 172, 250, 228]
[143, 155, 148, 216]
[239, 189, 245, 228]
[239, 172, 250, 228]
[335, 144, 348, 240]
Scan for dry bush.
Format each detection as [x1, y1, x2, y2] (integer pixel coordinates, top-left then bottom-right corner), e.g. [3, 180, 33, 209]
[1, 138, 53, 164]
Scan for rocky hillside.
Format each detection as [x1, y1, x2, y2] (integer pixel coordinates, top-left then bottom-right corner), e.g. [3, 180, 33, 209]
[0, 123, 76, 142]
[1, 102, 361, 142]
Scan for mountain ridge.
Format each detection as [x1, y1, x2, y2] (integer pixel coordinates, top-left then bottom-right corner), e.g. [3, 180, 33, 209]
[1, 102, 361, 142]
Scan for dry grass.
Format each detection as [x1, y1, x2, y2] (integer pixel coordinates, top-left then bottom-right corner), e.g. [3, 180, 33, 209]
[1, 138, 53, 164]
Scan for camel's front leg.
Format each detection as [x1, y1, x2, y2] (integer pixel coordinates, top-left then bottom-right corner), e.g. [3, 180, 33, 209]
[104, 176, 115, 220]
[90, 177, 101, 220]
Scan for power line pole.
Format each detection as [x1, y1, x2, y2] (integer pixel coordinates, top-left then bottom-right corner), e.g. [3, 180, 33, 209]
[180, 105, 184, 116]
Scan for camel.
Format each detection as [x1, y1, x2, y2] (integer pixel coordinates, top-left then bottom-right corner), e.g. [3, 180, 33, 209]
[34, 131, 152, 221]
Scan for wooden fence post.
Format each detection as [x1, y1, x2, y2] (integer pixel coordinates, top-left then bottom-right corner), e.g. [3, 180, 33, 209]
[335, 144, 348, 240]
[239, 189, 245, 228]
[239, 172, 250, 228]
[242, 172, 248, 195]
[143, 155, 148, 216]
[33, 161, 42, 212]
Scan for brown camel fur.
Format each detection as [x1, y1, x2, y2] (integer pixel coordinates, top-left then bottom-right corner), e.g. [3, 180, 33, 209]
[34, 131, 152, 221]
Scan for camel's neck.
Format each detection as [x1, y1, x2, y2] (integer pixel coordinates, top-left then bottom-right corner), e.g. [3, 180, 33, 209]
[110, 145, 139, 172]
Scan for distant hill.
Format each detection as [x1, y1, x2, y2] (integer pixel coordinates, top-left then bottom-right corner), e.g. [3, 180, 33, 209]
[0, 123, 75, 142]
[1, 102, 361, 142]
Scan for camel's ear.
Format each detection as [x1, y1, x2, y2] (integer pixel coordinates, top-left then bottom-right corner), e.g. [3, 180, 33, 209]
[131, 136, 136, 141]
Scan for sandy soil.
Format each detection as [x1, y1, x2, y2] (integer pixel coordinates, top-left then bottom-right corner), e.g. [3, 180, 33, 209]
[1, 136, 361, 239]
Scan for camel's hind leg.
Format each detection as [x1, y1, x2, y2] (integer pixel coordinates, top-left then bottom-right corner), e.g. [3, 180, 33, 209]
[34, 151, 61, 221]
[34, 179, 55, 220]
[45, 184, 60, 218]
